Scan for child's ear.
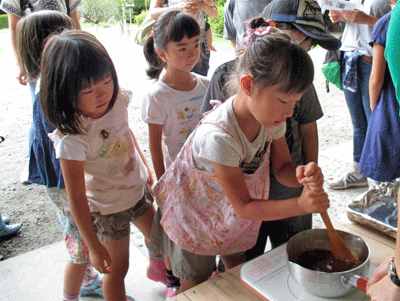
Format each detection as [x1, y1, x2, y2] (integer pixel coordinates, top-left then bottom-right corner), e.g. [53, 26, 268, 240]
[267, 19, 277, 28]
[156, 49, 168, 63]
[240, 74, 254, 96]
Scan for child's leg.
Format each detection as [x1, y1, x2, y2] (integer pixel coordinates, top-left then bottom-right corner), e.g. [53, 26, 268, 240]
[132, 204, 169, 285]
[47, 188, 102, 299]
[63, 262, 87, 299]
[205, 23, 216, 52]
[102, 236, 130, 301]
[165, 235, 216, 294]
[179, 279, 203, 293]
[220, 253, 246, 270]
[132, 204, 155, 248]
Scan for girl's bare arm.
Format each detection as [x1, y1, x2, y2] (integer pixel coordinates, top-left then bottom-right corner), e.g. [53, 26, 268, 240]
[270, 136, 303, 187]
[148, 123, 165, 180]
[213, 161, 328, 221]
[60, 158, 112, 274]
[130, 129, 154, 186]
[369, 43, 386, 110]
[7, 13, 27, 85]
[149, 0, 185, 19]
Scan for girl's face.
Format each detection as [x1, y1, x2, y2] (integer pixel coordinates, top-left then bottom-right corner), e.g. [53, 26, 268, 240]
[157, 35, 200, 72]
[77, 75, 114, 119]
[247, 80, 303, 128]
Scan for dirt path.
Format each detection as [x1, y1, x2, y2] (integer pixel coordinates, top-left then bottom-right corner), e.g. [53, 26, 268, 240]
[0, 25, 361, 260]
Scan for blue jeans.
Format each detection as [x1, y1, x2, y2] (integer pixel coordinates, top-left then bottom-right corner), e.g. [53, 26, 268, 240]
[342, 54, 372, 167]
[27, 81, 37, 157]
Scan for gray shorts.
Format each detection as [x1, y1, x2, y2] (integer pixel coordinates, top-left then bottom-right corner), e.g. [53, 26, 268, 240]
[92, 191, 153, 243]
[150, 209, 244, 281]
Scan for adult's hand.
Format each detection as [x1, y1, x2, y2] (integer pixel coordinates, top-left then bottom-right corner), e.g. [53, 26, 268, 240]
[341, 9, 376, 25]
[329, 10, 343, 23]
[367, 256, 400, 301]
[367, 276, 400, 301]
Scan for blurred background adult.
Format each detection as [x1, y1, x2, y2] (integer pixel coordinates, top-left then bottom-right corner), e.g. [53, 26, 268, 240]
[366, 1, 400, 299]
[0, 0, 82, 184]
[328, 0, 391, 190]
[222, 0, 272, 48]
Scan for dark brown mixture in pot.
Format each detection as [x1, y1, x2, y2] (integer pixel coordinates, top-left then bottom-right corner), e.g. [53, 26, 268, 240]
[295, 249, 361, 273]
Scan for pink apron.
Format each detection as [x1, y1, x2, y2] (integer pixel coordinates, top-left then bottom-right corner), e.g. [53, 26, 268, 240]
[154, 121, 272, 256]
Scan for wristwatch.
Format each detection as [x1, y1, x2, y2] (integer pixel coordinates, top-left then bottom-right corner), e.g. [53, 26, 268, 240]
[388, 257, 400, 287]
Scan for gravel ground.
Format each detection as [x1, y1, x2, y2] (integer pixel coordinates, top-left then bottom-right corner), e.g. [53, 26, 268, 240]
[0, 24, 368, 261]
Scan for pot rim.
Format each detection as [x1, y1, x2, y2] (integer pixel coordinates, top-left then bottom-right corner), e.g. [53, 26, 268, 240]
[286, 229, 371, 275]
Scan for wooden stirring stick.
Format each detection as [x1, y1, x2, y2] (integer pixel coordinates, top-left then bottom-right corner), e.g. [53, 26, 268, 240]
[320, 210, 358, 265]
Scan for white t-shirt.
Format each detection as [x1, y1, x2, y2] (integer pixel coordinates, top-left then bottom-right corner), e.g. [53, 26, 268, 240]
[340, 0, 390, 56]
[0, 0, 81, 17]
[142, 73, 209, 168]
[192, 96, 286, 173]
[51, 90, 146, 215]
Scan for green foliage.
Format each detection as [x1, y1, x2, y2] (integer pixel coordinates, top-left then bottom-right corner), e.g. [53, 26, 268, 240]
[129, 0, 150, 13]
[123, 0, 151, 24]
[80, 0, 124, 24]
[134, 10, 148, 24]
[206, 4, 224, 35]
[0, 15, 8, 30]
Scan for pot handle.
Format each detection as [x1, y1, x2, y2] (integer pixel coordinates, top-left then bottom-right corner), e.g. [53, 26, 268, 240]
[343, 274, 368, 292]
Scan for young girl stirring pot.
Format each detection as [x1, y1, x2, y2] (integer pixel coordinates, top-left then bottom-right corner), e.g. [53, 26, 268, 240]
[142, 10, 209, 297]
[151, 30, 330, 293]
[40, 30, 162, 301]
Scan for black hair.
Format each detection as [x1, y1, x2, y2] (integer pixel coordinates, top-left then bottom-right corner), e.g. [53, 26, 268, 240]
[234, 31, 314, 95]
[17, 10, 75, 80]
[143, 10, 200, 80]
[40, 30, 119, 135]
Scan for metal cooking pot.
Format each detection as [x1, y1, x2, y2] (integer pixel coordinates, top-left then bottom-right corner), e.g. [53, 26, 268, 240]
[286, 229, 370, 298]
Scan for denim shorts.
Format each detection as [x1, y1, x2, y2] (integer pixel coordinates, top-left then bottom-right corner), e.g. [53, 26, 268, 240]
[91, 191, 153, 243]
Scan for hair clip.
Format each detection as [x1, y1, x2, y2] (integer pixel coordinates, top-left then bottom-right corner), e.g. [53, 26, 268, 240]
[150, 26, 155, 38]
[238, 26, 274, 48]
[254, 26, 274, 37]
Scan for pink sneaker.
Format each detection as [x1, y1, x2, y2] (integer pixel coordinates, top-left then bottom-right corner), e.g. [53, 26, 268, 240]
[208, 271, 220, 280]
[147, 255, 168, 285]
[165, 286, 180, 299]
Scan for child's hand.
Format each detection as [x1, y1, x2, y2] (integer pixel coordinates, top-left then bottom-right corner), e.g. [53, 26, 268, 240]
[296, 162, 324, 189]
[297, 185, 330, 214]
[89, 243, 112, 274]
[147, 172, 154, 186]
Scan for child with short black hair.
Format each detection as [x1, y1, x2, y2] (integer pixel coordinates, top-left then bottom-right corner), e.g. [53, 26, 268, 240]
[40, 30, 163, 301]
[17, 11, 103, 301]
